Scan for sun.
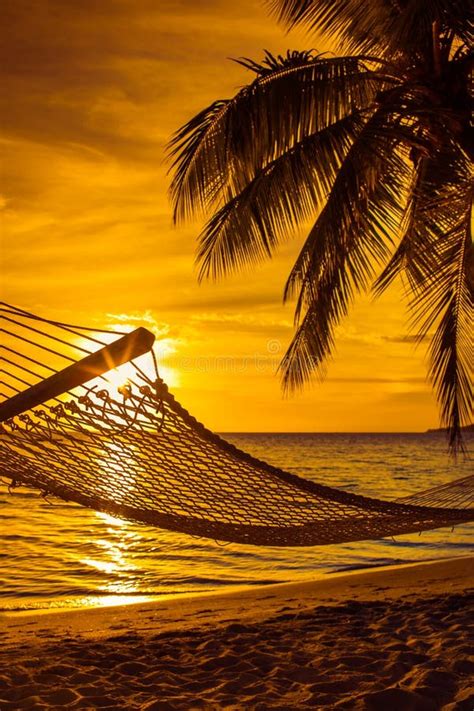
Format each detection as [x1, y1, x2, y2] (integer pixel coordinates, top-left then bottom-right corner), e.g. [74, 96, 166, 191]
[78, 317, 181, 398]
[103, 356, 180, 395]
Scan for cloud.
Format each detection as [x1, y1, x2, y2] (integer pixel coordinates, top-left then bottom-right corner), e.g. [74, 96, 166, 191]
[328, 376, 426, 384]
[105, 310, 171, 337]
[1, 0, 311, 164]
[383, 334, 430, 344]
[385, 389, 435, 406]
[190, 312, 293, 336]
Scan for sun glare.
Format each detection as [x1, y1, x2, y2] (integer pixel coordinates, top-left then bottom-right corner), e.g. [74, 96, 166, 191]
[98, 511, 127, 526]
[104, 360, 180, 392]
[83, 338, 180, 398]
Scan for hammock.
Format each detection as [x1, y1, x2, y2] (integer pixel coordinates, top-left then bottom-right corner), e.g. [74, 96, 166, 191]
[1, 302, 473, 547]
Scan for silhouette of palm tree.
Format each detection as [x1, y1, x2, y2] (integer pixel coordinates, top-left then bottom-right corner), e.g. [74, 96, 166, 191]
[168, 0, 473, 452]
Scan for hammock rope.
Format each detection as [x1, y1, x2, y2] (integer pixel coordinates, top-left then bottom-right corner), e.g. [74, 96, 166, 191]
[1, 302, 473, 547]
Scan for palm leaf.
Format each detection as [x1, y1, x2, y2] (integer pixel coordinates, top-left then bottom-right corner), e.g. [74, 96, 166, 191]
[266, 0, 395, 54]
[405, 170, 473, 452]
[168, 52, 391, 223]
[285, 114, 414, 314]
[373, 157, 430, 297]
[280, 113, 414, 390]
[197, 112, 366, 280]
[267, 0, 472, 57]
[167, 100, 232, 224]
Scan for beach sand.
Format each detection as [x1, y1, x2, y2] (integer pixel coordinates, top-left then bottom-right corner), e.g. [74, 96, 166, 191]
[1, 556, 472, 710]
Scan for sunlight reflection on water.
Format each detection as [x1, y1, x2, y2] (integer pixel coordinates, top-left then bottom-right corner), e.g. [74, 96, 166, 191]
[1, 433, 472, 611]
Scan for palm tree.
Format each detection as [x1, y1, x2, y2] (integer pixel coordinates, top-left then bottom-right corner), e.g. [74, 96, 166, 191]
[168, 0, 473, 452]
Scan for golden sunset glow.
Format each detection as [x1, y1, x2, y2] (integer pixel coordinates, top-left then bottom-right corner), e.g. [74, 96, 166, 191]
[1, 1, 443, 433]
[1, 6, 472, 710]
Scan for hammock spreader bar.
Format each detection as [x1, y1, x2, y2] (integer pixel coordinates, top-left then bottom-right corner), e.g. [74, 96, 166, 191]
[0, 327, 155, 422]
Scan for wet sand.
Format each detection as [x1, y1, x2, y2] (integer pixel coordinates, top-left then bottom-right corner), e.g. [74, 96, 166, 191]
[1, 556, 473, 709]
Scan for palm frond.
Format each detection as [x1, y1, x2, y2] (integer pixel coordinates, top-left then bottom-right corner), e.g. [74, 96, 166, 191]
[278, 295, 334, 390]
[266, 0, 473, 57]
[266, 0, 395, 54]
[372, 130, 473, 454]
[285, 114, 414, 313]
[382, 0, 473, 61]
[404, 168, 473, 453]
[376, 140, 472, 294]
[280, 112, 414, 390]
[168, 52, 391, 223]
[197, 112, 365, 280]
[233, 49, 321, 76]
[373, 157, 429, 297]
[167, 99, 232, 223]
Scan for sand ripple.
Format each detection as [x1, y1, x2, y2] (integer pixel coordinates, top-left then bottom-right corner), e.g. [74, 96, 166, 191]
[0, 590, 473, 709]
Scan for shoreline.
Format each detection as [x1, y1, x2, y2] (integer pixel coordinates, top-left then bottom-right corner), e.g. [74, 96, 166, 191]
[2, 555, 472, 634]
[1, 556, 473, 709]
[1, 552, 463, 617]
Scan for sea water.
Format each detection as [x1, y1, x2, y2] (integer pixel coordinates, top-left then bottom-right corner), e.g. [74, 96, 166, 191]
[1, 433, 472, 611]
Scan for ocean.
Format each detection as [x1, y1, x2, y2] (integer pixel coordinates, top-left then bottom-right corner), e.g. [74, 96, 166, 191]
[1, 432, 472, 612]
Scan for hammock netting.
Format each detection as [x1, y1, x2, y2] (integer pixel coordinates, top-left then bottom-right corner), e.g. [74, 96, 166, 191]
[1, 303, 473, 547]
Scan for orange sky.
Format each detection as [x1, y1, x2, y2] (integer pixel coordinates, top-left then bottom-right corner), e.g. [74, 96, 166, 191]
[1, 0, 442, 432]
